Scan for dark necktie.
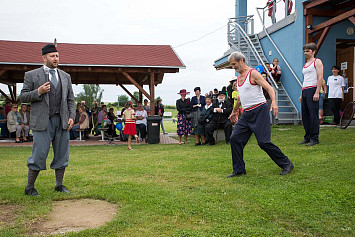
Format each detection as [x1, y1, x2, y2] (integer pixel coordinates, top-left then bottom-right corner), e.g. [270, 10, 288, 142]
[49, 69, 58, 88]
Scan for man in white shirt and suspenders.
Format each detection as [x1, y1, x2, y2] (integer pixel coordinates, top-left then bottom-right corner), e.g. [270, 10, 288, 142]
[227, 52, 293, 177]
[298, 43, 324, 146]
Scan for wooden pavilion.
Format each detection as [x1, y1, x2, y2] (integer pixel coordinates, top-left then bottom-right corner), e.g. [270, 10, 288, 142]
[303, 0, 355, 50]
[0, 40, 185, 115]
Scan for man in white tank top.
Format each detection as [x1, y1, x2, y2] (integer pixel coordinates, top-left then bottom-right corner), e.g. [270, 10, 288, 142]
[226, 52, 293, 177]
[298, 43, 324, 146]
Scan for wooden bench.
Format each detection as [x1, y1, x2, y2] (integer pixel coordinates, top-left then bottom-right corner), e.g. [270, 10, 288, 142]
[98, 127, 109, 141]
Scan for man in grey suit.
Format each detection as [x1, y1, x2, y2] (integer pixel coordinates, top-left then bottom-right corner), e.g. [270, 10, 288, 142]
[20, 44, 76, 196]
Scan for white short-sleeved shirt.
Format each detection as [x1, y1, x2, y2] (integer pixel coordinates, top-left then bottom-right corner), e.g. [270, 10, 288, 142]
[327, 75, 345, 98]
[135, 110, 147, 125]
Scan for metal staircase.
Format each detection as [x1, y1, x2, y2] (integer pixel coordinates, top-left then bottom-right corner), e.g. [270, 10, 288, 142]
[227, 16, 301, 124]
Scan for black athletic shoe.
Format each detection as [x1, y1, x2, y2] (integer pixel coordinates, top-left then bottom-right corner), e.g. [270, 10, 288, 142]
[280, 162, 294, 175]
[227, 171, 246, 178]
[55, 185, 70, 193]
[298, 139, 309, 145]
[25, 187, 40, 196]
[305, 141, 319, 146]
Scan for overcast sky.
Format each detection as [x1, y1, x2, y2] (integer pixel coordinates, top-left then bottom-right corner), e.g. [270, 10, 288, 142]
[0, 0, 262, 105]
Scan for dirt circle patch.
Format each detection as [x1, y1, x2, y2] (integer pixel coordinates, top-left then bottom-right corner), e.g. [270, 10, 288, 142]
[33, 199, 117, 235]
[0, 204, 21, 227]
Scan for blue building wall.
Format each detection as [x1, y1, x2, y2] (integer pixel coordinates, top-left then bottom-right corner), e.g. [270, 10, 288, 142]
[259, 0, 305, 112]
[259, 0, 355, 113]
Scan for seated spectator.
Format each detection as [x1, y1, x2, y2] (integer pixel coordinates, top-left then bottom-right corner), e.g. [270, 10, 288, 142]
[0, 105, 8, 137]
[70, 105, 89, 140]
[107, 107, 117, 137]
[74, 103, 81, 124]
[143, 99, 151, 115]
[18, 103, 30, 139]
[205, 91, 233, 145]
[135, 103, 148, 142]
[271, 58, 282, 84]
[194, 96, 213, 145]
[97, 110, 111, 134]
[7, 103, 29, 143]
[95, 104, 107, 135]
[264, 62, 271, 73]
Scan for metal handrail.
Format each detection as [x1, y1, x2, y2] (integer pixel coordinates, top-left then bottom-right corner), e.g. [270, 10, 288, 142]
[256, 7, 302, 87]
[228, 18, 279, 90]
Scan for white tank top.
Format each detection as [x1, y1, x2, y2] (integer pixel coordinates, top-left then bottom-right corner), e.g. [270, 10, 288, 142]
[302, 58, 318, 89]
[238, 69, 266, 109]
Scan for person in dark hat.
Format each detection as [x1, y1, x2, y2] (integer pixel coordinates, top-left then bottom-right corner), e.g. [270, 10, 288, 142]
[176, 89, 192, 144]
[205, 91, 233, 145]
[190, 87, 206, 143]
[19, 44, 76, 196]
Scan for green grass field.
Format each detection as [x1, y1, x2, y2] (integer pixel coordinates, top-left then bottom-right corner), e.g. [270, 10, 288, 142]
[0, 125, 354, 236]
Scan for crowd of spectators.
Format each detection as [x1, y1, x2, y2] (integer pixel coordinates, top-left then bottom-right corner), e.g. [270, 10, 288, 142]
[175, 82, 244, 146]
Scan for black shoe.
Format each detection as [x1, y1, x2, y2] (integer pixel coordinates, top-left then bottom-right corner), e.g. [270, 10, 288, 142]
[207, 142, 215, 146]
[201, 142, 208, 146]
[305, 141, 319, 146]
[227, 171, 246, 178]
[25, 187, 40, 196]
[226, 141, 230, 145]
[298, 139, 309, 145]
[280, 162, 294, 175]
[194, 143, 201, 146]
[55, 185, 70, 193]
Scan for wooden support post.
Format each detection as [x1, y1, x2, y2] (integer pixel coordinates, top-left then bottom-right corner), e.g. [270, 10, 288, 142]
[118, 84, 138, 103]
[8, 85, 15, 102]
[316, 26, 331, 53]
[13, 84, 17, 102]
[122, 72, 152, 100]
[149, 72, 155, 115]
[0, 89, 10, 100]
[306, 14, 313, 43]
[138, 87, 143, 103]
[309, 9, 355, 34]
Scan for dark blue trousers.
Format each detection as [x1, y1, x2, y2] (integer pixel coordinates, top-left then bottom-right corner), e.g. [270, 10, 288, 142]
[230, 103, 291, 173]
[301, 87, 319, 142]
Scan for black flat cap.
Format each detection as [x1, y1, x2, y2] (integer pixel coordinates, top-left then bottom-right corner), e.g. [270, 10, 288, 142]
[42, 44, 58, 55]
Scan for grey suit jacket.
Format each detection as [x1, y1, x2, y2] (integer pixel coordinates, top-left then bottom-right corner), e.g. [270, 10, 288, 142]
[19, 66, 76, 131]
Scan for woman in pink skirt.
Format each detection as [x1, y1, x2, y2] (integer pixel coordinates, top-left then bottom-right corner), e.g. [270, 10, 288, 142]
[123, 102, 139, 150]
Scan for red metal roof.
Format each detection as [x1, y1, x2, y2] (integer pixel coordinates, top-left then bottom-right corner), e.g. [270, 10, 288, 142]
[0, 40, 185, 68]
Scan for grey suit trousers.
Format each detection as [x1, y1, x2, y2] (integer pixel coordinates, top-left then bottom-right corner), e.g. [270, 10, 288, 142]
[27, 115, 69, 171]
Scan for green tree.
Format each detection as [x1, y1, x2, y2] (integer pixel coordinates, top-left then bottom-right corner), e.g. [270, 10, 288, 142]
[130, 91, 139, 103]
[118, 94, 129, 107]
[75, 84, 103, 107]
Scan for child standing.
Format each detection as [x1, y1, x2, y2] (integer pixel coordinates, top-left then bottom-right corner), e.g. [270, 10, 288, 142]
[231, 81, 243, 122]
[123, 103, 139, 150]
